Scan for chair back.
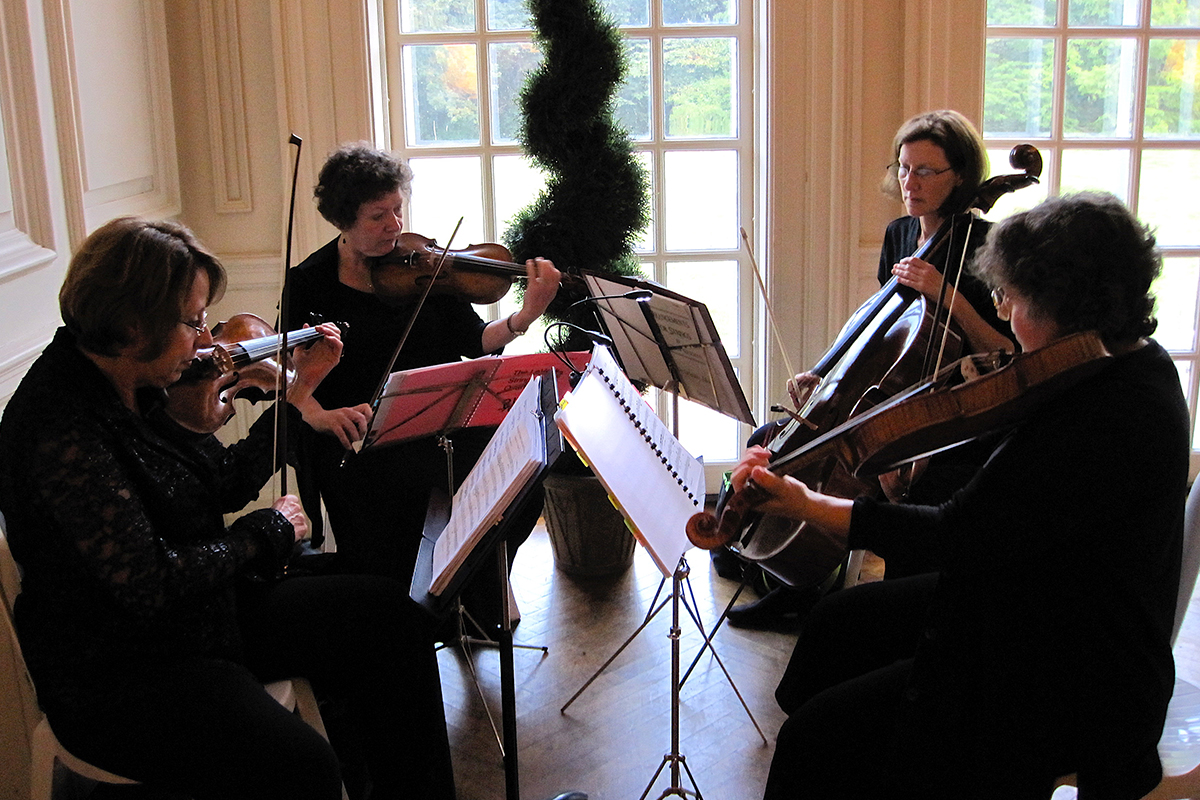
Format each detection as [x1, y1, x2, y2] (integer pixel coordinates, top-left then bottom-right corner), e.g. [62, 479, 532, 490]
[0, 512, 42, 798]
[1173, 480, 1200, 647]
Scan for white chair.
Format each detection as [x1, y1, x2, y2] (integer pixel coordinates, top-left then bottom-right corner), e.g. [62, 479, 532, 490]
[1053, 478, 1200, 800]
[0, 513, 341, 800]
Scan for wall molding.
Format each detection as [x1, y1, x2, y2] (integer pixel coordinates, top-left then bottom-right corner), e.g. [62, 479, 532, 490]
[271, 0, 377, 259]
[200, 0, 254, 214]
[0, 0, 58, 268]
[43, 0, 180, 248]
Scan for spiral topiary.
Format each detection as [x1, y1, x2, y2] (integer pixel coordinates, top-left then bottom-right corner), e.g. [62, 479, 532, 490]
[503, 0, 650, 342]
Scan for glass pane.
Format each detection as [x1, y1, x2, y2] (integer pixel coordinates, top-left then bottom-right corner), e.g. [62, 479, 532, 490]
[617, 38, 652, 140]
[663, 37, 736, 139]
[400, 0, 474, 33]
[1145, 39, 1200, 139]
[664, 150, 737, 250]
[677, 396, 740, 461]
[600, 0, 651, 26]
[407, 157, 486, 246]
[488, 0, 531, 31]
[403, 44, 480, 146]
[666, 259, 740, 356]
[1152, 0, 1200, 26]
[1139, 149, 1200, 246]
[984, 38, 1055, 137]
[1155, 257, 1200, 351]
[663, 0, 735, 25]
[490, 41, 542, 144]
[982, 148, 1050, 221]
[1064, 38, 1137, 138]
[987, 0, 1057, 26]
[1068, 0, 1139, 26]
[1061, 148, 1130, 199]
[494, 154, 550, 234]
[633, 152, 655, 251]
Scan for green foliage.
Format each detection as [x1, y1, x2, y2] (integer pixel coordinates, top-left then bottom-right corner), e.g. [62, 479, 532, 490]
[504, 0, 652, 331]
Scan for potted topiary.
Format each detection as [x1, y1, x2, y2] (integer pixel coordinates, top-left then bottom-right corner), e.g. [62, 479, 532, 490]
[504, 0, 650, 576]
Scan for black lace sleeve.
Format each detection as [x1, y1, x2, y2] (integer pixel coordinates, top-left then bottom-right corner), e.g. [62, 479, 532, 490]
[20, 405, 290, 620]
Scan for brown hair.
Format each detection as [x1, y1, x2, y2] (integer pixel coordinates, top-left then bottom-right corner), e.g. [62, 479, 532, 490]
[59, 217, 226, 359]
[880, 109, 989, 217]
[315, 143, 413, 231]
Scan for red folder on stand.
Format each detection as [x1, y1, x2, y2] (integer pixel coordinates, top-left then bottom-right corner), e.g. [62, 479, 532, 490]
[362, 351, 590, 449]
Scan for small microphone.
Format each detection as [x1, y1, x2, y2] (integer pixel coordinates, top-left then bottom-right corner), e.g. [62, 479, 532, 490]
[568, 289, 653, 311]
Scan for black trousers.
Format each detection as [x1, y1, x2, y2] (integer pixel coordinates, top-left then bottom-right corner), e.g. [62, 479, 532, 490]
[764, 574, 936, 800]
[44, 574, 455, 800]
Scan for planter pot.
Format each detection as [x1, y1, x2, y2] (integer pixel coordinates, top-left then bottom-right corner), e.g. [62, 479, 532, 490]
[542, 472, 636, 577]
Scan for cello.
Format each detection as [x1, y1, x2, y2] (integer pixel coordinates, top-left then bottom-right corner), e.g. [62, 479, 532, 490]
[695, 144, 1043, 589]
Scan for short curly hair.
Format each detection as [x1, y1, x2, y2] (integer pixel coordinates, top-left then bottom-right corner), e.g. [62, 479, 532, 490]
[971, 192, 1160, 349]
[880, 110, 989, 218]
[59, 216, 226, 360]
[315, 143, 413, 231]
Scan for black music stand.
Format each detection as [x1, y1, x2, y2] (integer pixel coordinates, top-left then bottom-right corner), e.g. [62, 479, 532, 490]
[363, 351, 589, 451]
[580, 270, 755, 428]
[410, 373, 564, 800]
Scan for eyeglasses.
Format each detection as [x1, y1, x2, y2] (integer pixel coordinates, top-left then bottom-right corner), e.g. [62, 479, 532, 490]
[178, 311, 208, 335]
[890, 163, 954, 180]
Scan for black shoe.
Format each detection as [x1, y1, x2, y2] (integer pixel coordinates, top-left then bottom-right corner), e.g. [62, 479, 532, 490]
[726, 585, 820, 630]
[710, 547, 744, 581]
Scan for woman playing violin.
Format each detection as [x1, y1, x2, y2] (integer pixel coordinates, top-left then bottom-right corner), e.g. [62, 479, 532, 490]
[745, 192, 1187, 799]
[0, 217, 456, 799]
[283, 144, 560, 593]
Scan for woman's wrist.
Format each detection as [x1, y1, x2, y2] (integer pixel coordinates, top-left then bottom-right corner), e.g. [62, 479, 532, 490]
[505, 312, 529, 337]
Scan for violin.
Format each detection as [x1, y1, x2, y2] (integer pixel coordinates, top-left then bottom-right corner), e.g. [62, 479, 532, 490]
[165, 313, 332, 434]
[686, 331, 1112, 585]
[704, 145, 1043, 589]
[368, 232, 530, 305]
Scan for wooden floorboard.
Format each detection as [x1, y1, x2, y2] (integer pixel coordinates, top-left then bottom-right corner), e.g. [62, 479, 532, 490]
[438, 525, 807, 800]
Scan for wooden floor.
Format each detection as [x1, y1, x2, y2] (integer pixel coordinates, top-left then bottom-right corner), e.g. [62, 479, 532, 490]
[437, 525, 881, 800]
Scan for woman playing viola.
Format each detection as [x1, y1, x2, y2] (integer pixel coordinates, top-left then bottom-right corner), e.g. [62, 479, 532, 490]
[747, 193, 1186, 799]
[283, 144, 560, 601]
[0, 217, 456, 799]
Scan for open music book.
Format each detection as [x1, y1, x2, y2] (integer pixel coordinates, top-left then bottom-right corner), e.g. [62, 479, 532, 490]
[364, 351, 590, 449]
[427, 373, 551, 595]
[555, 346, 705, 577]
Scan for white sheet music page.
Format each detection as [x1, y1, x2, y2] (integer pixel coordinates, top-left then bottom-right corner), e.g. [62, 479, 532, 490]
[556, 347, 704, 577]
[429, 375, 546, 594]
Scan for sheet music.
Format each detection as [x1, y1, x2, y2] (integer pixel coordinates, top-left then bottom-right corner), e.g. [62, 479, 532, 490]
[556, 346, 704, 577]
[583, 273, 754, 426]
[429, 375, 546, 594]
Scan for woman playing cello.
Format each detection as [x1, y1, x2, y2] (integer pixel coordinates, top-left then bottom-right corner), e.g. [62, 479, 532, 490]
[725, 111, 1018, 626]
[747, 192, 1186, 799]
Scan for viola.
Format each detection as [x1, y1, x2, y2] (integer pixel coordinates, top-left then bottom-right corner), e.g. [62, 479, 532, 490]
[165, 313, 331, 434]
[703, 145, 1043, 589]
[368, 232, 530, 305]
[686, 331, 1111, 585]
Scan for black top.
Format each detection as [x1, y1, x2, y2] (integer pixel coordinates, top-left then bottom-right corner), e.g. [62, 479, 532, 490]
[850, 339, 1188, 797]
[0, 328, 296, 707]
[284, 237, 491, 411]
[877, 214, 1009, 347]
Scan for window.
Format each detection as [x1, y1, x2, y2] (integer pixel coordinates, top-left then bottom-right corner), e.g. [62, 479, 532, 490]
[984, 0, 1200, 459]
[382, 0, 755, 479]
